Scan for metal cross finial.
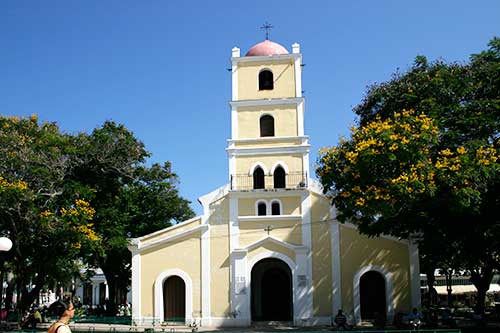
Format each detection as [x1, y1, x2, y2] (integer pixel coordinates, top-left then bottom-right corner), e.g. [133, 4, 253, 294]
[260, 22, 274, 40]
[264, 225, 273, 235]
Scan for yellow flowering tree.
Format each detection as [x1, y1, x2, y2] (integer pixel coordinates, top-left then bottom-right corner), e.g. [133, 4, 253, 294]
[317, 37, 500, 313]
[0, 115, 100, 312]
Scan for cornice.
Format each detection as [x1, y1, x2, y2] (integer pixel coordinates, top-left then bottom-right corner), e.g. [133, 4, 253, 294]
[229, 97, 304, 108]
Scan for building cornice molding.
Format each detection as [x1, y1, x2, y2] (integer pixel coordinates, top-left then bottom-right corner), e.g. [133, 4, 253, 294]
[226, 145, 310, 156]
[238, 214, 302, 222]
[234, 235, 308, 254]
[229, 97, 304, 108]
[232, 53, 301, 64]
[137, 224, 208, 253]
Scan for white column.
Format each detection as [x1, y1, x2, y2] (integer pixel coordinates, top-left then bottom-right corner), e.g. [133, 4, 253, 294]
[299, 192, 313, 324]
[128, 243, 141, 323]
[231, 47, 240, 101]
[231, 105, 238, 140]
[295, 248, 312, 324]
[292, 43, 302, 98]
[330, 220, 342, 314]
[201, 225, 211, 325]
[231, 250, 249, 325]
[409, 238, 421, 309]
[297, 100, 305, 136]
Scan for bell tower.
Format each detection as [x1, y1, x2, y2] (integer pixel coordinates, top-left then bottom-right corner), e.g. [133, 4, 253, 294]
[227, 40, 310, 190]
[226, 39, 314, 325]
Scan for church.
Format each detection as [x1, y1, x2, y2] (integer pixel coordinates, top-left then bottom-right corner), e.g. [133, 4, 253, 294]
[128, 38, 420, 327]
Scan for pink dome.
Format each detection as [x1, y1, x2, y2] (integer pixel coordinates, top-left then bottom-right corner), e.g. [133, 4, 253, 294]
[245, 40, 289, 57]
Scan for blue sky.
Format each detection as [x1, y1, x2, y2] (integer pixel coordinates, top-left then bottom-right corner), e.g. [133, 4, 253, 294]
[2, 1, 499, 216]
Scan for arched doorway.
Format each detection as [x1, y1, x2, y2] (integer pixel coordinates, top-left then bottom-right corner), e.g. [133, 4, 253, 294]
[251, 258, 293, 321]
[359, 271, 386, 320]
[163, 276, 185, 322]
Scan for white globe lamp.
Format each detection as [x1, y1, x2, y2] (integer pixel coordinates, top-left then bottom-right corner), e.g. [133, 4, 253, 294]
[0, 237, 12, 252]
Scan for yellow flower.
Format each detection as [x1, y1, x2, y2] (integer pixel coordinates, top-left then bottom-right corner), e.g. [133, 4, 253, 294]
[355, 198, 365, 207]
[456, 146, 467, 154]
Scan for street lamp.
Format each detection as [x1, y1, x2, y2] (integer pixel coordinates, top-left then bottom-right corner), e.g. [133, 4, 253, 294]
[0, 238, 12, 252]
[0, 237, 12, 324]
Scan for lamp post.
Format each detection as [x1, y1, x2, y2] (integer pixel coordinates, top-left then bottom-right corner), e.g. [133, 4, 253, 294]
[0, 237, 12, 323]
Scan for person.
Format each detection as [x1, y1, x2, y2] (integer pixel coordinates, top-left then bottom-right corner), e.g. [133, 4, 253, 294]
[406, 307, 421, 329]
[48, 298, 75, 333]
[441, 308, 456, 328]
[333, 309, 352, 330]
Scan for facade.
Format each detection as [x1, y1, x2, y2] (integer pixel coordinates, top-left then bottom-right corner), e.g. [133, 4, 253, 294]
[128, 39, 420, 327]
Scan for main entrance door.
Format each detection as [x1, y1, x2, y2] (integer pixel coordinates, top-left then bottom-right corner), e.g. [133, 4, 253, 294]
[359, 271, 386, 320]
[163, 276, 185, 322]
[251, 258, 293, 321]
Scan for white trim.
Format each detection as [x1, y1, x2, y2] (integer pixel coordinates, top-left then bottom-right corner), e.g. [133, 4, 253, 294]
[229, 97, 304, 108]
[236, 235, 308, 253]
[229, 155, 236, 180]
[302, 151, 310, 181]
[239, 214, 301, 222]
[297, 100, 305, 136]
[300, 191, 314, 322]
[330, 220, 342, 315]
[270, 161, 289, 175]
[198, 184, 230, 211]
[248, 162, 268, 176]
[231, 189, 308, 199]
[269, 198, 283, 215]
[154, 269, 193, 324]
[231, 105, 238, 139]
[227, 135, 309, 146]
[294, 46, 302, 98]
[409, 238, 421, 310]
[135, 216, 202, 243]
[231, 48, 239, 101]
[129, 246, 141, 323]
[138, 225, 207, 252]
[353, 265, 395, 324]
[232, 53, 300, 63]
[227, 145, 310, 157]
[201, 224, 211, 325]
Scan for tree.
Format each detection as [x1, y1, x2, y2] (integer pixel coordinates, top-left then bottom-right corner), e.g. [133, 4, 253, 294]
[69, 122, 194, 312]
[317, 38, 500, 313]
[0, 116, 100, 314]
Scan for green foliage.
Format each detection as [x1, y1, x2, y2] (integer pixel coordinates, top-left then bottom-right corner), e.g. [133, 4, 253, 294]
[317, 37, 500, 312]
[0, 117, 194, 313]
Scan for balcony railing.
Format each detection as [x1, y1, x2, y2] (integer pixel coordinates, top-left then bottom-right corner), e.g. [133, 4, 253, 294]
[230, 172, 308, 191]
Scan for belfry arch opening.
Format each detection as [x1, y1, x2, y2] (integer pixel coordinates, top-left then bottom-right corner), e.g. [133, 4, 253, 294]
[163, 276, 186, 322]
[251, 258, 293, 322]
[260, 115, 275, 137]
[259, 70, 274, 90]
[253, 166, 265, 189]
[359, 271, 386, 320]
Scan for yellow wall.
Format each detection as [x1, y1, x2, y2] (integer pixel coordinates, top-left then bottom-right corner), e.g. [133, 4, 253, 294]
[239, 219, 302, 247]
[207, 196, 231, 317]
[339, 226, 411, 315]
[238, 196, 302, 216]
[237, 105, 297, 139]
[237, 61, 296, 100]
[140, 218, 201, 245]
[310, 194, 333, 316]
[233, 137, 304, 149]
[140, 233, 202, 318]
[236, 154, 303, 175]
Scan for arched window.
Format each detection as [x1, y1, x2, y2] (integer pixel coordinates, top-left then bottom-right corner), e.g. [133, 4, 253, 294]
[271, 201, 281, 215]
[259, 70, 274, 90]
[273, 166, 286, 189]
[257, 202, 267, 216]
[253, 167, 265, 189]
[260, 115, 275, 137]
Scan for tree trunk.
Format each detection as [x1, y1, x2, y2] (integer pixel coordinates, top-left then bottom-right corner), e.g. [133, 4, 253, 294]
[425, 269, 438, 306]
[470, 266, 494, 314]
[445, 269, 453, 307]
